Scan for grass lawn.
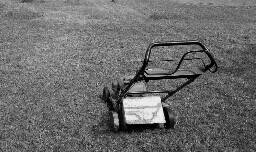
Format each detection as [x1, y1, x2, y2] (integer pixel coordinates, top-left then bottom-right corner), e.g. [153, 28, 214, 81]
[0, 0, 255, 151]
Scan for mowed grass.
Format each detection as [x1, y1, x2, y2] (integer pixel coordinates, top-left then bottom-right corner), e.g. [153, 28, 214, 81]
[0, 0, 255, 151]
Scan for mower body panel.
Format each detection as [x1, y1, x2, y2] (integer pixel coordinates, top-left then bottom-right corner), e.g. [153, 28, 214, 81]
[122, 96, 166, 124]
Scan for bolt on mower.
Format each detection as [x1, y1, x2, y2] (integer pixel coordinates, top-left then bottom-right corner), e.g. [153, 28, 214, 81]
[102, 41, 218, 131]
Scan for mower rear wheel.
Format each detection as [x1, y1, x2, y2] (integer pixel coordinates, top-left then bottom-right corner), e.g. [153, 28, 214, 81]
[108, 90, 117, 111]
[163, 107, 176, 129]
[109, 111, 119, 132]
[103, 87, 110, 103]
[112, 81, 119, 95]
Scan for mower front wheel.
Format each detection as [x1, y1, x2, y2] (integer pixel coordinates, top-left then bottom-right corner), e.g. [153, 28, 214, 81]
[119, 108, 127, 131]
[163, 107, 176, 129]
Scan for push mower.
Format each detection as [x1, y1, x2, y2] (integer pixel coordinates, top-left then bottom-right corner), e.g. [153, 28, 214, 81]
[102, 41, 218, 131]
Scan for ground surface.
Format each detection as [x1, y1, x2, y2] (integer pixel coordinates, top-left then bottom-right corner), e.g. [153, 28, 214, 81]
[0, 0, 256, 151]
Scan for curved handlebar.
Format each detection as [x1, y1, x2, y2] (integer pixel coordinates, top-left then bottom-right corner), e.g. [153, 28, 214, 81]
[143, 41, 218, 73]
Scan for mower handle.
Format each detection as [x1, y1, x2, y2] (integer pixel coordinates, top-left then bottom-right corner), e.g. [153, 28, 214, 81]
[143, 41, 218, 73]
[117, 41, 217, 110]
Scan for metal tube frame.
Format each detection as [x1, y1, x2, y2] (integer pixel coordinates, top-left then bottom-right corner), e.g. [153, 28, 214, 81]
[115, 41, 218, 111]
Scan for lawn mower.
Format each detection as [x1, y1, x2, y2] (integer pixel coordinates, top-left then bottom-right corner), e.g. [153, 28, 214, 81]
[102, 41, 218, 131]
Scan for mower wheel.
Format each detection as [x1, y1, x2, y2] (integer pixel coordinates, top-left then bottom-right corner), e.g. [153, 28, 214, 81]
[103, 87, 110, 103]
[108, 90, 117, 111]
[112, 81, 119, 95]
[109, 111, 119, 132]
[117, 78, 125, 91]
[108, 97, 115, 111]
[119, 109, 127, 131]
[163, 107, 176, 129]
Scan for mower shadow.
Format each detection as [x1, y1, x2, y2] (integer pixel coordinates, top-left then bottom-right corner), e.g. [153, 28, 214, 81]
[125, 124, 167, 133]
